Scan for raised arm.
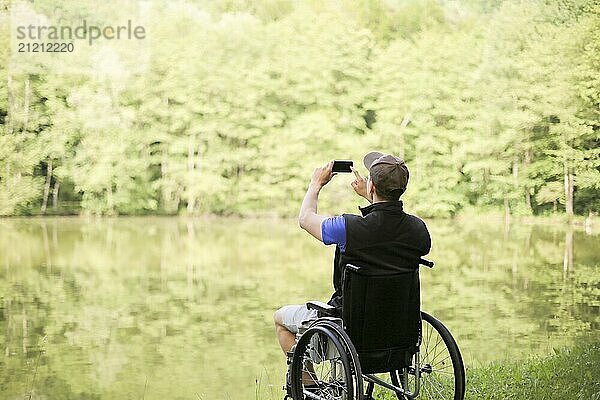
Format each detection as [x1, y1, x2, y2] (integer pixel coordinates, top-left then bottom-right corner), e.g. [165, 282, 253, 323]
[298, 161, 335, 241]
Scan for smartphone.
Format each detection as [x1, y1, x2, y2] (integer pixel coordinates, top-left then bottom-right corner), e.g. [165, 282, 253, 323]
[332, 160, 353, 173]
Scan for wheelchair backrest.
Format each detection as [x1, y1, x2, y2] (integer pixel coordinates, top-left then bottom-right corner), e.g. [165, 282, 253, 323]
[341, 264, 421, 373]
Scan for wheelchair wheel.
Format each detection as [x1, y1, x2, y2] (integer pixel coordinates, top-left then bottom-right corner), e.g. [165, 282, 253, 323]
[391, 311, 465, 400]
[290, 322, 362, 400]
[313, 319, 364, 399]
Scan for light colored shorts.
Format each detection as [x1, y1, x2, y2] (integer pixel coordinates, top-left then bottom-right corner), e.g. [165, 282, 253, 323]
[279, 304, 319, 334]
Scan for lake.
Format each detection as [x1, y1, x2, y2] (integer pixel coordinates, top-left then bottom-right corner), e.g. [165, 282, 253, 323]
[1, 217, 598, 399]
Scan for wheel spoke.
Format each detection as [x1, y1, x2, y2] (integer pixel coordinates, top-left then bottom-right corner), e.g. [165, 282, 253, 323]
[412, 314, 465, 400]
[292, 326, 355, 400]
[431, 369, 454, 375]
[427, 335, 443, 365]
[430, 372, 453, 396]
[424, 373, 447, 398]
[431, 353, 452, 370]
[424, 324, 433, 357]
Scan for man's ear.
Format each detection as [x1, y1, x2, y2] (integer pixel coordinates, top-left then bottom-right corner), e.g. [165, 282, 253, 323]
[367, 180, 375, 194]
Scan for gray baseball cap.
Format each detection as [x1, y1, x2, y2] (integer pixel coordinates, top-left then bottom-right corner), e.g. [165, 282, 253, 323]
[363, 151, 409, 195]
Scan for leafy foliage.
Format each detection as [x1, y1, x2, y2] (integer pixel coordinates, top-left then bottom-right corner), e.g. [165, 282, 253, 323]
[0, 0, 598, 217]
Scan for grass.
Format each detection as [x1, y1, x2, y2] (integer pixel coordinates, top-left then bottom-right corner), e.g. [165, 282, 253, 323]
[463, 342, 600, 400]
[259, 342, 600, 400]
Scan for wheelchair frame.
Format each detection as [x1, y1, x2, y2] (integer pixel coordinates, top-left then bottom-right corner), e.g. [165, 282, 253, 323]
[283, 261, 465, 400]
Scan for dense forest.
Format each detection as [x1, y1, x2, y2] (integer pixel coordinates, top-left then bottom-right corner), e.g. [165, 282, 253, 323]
[0, 0, 599, 217]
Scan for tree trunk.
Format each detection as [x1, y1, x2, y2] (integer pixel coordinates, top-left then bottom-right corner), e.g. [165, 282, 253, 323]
[160, 155, 172, 212]
[504, 197, 510, 225]
[568, 172, 574, 215]
[41, 159, 53, 213]
[196, 142, 203, 172]
[52, 181, 60, 210]
[175, 189, 181, 213]
[512, 159, 520, 212]
[107, 184, 113, 214]
[186, 139, 195, 213]
[524, 149, 532, 211]
[563, 163, 574, 217]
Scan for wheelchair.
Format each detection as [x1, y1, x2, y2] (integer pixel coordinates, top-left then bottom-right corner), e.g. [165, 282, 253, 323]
[283, 261, 465, 400]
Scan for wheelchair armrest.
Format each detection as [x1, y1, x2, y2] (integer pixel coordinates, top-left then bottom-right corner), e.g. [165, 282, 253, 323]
[306, 301, 339, 317]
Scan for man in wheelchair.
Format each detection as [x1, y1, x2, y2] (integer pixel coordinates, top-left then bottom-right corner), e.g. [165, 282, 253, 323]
[274, 151, 431, 355]
[273, 152, 469, 400]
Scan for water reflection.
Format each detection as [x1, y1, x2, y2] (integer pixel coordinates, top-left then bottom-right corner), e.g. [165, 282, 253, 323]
[0, 217, 598, 399]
